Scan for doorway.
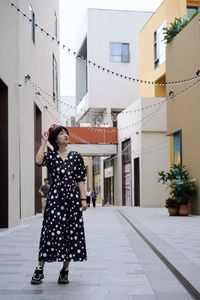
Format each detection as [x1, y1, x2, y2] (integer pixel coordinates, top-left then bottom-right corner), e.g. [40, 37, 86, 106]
[0, 79, 8, 227]
[122, 139, 132, 206]
[134, 157, 140, 206]
[34, 104, 42, 214]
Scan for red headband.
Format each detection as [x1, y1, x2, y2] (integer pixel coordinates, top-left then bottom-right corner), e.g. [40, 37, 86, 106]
[48, 124, 61, 135]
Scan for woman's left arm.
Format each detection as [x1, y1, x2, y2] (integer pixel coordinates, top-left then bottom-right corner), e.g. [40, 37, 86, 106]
[77, 181, 87, 211]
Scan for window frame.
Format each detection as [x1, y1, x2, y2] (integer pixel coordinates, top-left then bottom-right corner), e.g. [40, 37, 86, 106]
[153, 21, 166, 69]
[29, 3, 35, 44]
[52, 54, 59, 108]
[173, 130, 182, 165]
[54, 10, 58, 39]
[187, 6, 200, 18]
[110, 42, 130, 63]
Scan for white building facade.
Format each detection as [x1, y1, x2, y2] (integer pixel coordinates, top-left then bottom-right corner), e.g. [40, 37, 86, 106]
[76, 8, 153, 126]
[75, 8, 153, 204]
[116, 98, 170, 207]
[0, 0, 60, 228]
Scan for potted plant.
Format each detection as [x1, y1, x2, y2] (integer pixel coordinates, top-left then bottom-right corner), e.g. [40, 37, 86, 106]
[163, 13, 198, 44]
[158, 164, 197, 216]
[165, 197, 179, 216]
[163, 17, 189, 44]
[171, 178, 197, 216]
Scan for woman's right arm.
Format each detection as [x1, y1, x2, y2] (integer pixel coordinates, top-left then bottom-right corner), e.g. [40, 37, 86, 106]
[36, 131, 49, 166]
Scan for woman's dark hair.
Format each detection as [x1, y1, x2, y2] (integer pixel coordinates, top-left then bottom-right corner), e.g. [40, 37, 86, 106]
[48, 125, 69, 151]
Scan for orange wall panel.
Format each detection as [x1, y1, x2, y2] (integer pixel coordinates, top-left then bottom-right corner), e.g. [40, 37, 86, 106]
[66, 127, 118, 144]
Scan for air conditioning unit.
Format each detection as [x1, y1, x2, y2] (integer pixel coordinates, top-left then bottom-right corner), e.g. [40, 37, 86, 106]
[80, 123, 92, 127]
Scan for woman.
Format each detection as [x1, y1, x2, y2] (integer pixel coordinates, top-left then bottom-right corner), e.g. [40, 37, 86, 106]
[31, 124, 87, 285]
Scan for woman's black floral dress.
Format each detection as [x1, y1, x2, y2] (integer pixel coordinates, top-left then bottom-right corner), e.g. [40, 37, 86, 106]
[38, 149, 87, 262]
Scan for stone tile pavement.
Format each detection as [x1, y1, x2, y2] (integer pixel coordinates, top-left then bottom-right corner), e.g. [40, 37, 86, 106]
[0, 206, 196, 300]
[119, 207, 200, 294]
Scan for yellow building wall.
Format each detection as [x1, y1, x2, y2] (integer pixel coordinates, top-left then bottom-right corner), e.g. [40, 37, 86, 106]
[166, 13, 200, 213]
[139, 0, 188, 97]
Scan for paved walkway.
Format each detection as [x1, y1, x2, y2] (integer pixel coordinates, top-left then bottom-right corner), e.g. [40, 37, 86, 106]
[0, 206, 199, 300]
[119, 207, 200, 294]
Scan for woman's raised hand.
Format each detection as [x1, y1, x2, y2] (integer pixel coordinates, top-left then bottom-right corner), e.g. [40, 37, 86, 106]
[42, 131, 49, 143]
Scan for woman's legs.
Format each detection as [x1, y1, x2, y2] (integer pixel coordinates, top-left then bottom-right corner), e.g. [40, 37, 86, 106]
[58, 260, 70, 284]
[31, 261, 45, 284]
[38, 260, 45, 268]
[63, 260, 70, 269]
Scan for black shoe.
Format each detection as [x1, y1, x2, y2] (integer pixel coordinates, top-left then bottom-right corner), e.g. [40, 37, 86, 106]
[31, 267, 44, 285]
[58, 268, 69, 284]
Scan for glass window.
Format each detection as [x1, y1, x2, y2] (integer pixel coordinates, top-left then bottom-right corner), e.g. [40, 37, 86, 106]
[154, 31, 159, 67]
[187, 6, 200, 18]
[29, 4, 35, 44]
[54, 11, 58, 38]
[153, 21, 166, 68]
[110, 42, 130, 62]
[173, 131, 182, 165]
[53, 54, 58, 108]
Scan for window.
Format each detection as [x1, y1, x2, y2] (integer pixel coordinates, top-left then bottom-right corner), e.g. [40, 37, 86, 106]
[122, 139, 131, 163]
[110, 42, 130, 62]
[173, 131, 182, 165]
[54, 11, 58, 38]
[153, 21, 166, 68]
[93, 157, 101, 174]
[187, 6, 200, 18]
[154, 31, 159, 68]
[29, 4, 35, 44]
[53, 54, 58, 107]
[71, 116, 76, 126]
[111, 111, 119, 127]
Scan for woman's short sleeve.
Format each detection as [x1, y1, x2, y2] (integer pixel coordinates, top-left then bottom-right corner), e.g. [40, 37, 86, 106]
[75, 153, 86, 182]
[40, 152, 50, 167]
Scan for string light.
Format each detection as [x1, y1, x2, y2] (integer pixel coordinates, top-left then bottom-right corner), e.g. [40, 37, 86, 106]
[26, 74, 200, 136]
[106, 78, 200, 162]
[10, 0, 198, 162]
[8, 0, 200, 87]
[31, 81, 199, 165]
[31, 81, 166, 158]
[25, 74, 166, 118]
[34, 78, 199, 163]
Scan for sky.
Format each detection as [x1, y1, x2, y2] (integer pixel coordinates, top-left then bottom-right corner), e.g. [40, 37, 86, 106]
[59, 0, 164, 97]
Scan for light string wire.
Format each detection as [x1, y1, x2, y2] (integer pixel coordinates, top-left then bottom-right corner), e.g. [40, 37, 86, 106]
[107, 78, 200, 162]
[118, 77, 200, 136]
[7, 0, 200, 87]
[31, 81, 168, 157]
[44, 101, 170, 159]
[26, 74, 166, 119]
[30, 76, 200, 162]
[31, 84, 118, 156]
[27, 75, 200, 134]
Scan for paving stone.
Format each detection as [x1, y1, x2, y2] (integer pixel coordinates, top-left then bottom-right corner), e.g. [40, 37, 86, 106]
[0, 206, 197, 299]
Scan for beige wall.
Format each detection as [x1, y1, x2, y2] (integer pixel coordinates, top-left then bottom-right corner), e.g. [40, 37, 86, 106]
[166, 13, 200, 213]
[141, 132, 170, 207]
[19, 0, 60, 220]
[94, 173, 101, 204]
[0, 0, 60, 227]
[0, 1, 20, 227]
[84, 156, 93, 191]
